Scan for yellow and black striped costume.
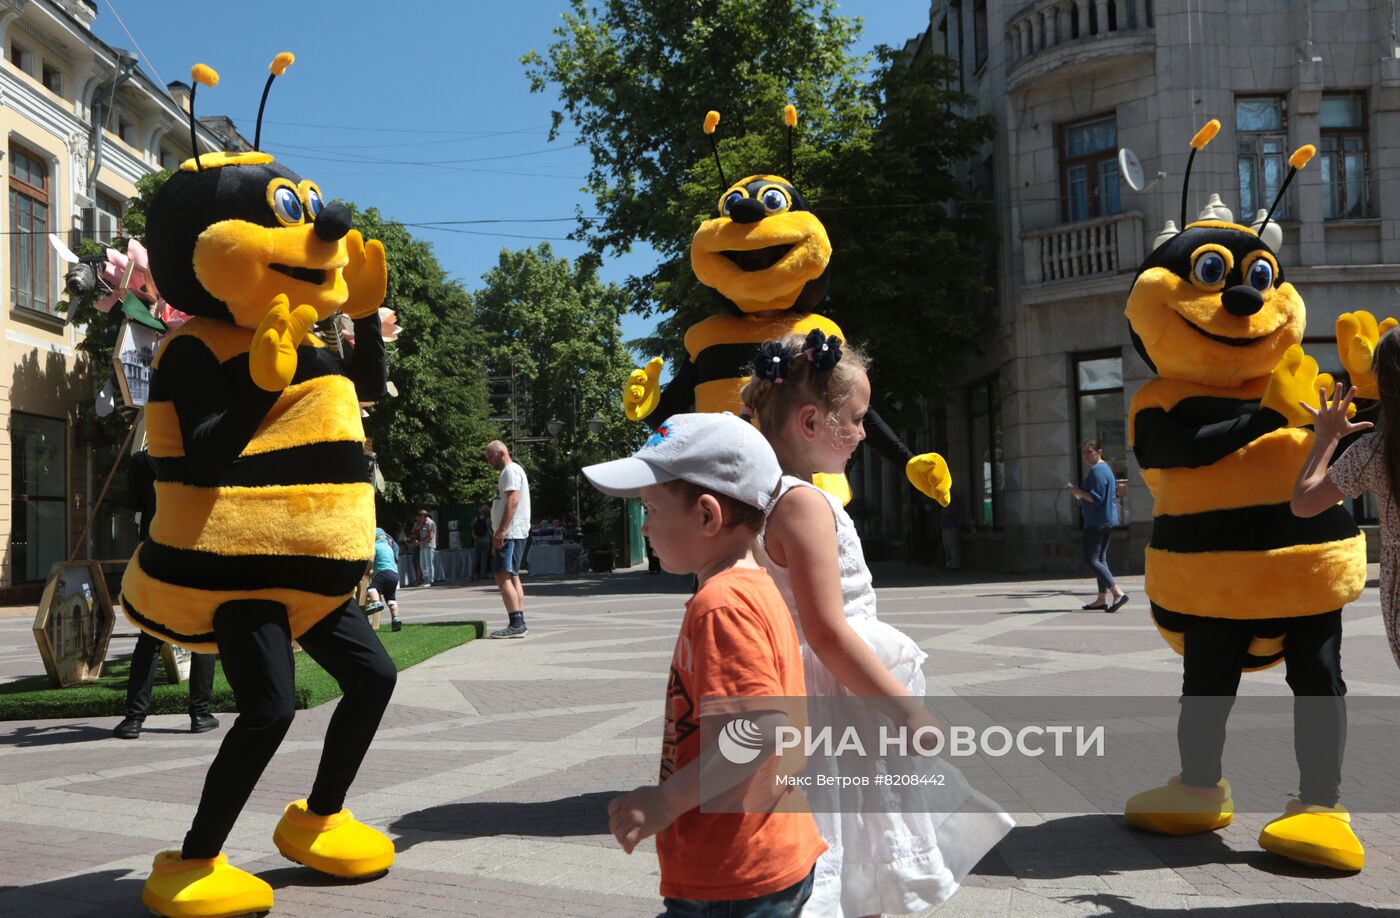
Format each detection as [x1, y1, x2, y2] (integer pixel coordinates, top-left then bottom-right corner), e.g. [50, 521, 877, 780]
[120, 319, 375, 654]
[1130, 375, 1366, 669]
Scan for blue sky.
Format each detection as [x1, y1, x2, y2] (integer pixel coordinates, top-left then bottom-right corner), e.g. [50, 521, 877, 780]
[91, 0, 930, 348]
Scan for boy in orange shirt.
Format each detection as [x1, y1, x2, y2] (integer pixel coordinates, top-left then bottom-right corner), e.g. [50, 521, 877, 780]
[584, 412, 825, 917]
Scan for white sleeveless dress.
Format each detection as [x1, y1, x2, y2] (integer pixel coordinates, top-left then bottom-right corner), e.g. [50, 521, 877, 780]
[756, 475, 1013, 917]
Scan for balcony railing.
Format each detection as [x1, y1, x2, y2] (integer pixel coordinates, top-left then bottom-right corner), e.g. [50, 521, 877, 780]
[1021, 210, 1144, 286]
[1006, 0, 1153, 69]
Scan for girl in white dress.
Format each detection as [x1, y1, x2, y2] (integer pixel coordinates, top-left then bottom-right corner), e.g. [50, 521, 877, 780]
[740, 332, 1013, 918]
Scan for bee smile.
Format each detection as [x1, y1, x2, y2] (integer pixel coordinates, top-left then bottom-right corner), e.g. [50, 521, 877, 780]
[720, 244, 793, 272]
[269, 263, 328, 285]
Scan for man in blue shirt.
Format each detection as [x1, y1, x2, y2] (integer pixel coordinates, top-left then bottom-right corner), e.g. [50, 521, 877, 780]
[1066, 441, 1129, 613]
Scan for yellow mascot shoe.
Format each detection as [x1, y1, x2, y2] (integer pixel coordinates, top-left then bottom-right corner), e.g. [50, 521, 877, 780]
[1258, 799, 1364, 871]
[141, 850, 272, 918]
[272, 799, 395, 878]
[1124, 775, 1233, 835]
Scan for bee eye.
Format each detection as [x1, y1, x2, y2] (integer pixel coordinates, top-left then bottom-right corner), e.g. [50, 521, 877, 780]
[1248, 258, 1274, 291]
[306, 188, 324, 218]
[272, 186, 304, 225]
[761, 188, 789, 212]
[1193, 251, 1227, 287]
[721, 191, 744, 215]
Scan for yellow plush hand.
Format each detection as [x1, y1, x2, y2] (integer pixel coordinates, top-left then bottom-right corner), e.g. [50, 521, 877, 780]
[906, 452, 952, 506]
[340, 229, 388, 320]
[250, 294, 319, 392]
[623, 357, 664, 421]
[1262, 345, 1350, 427]
[1336, 310, 1398, 399]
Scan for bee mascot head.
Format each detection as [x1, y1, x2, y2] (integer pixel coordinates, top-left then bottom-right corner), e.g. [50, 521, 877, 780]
[1125, 118, 1314, 390]
[146, 55, 362, 332]
[689, 107, 832, 315]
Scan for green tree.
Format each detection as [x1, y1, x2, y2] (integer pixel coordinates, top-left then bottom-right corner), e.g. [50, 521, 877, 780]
[472, 243, 641, 533]
[523, 0, 994, 421]
[348, 206, 498, 512]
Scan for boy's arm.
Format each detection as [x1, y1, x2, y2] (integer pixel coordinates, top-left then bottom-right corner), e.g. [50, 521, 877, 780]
[608, 709, 790, 854]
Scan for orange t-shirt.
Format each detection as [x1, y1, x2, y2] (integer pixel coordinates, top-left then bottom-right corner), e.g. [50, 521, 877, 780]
[657, 565, 826, 901]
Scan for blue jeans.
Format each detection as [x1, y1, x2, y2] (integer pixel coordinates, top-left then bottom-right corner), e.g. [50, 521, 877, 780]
[418, 545, 437, 584]
[1081, 526, 1115, 591]
[658, 867, 814, 918]
[494, 538, 527, 575]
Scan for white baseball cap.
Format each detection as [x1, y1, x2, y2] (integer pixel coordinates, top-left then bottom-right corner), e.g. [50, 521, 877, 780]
[582, 412, 782, 512]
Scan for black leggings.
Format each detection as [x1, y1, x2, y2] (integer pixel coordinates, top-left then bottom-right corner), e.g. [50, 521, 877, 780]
[1178, 611, 1346, 807]
[126, 631, 215, 717]
[181, 598, 397, 859]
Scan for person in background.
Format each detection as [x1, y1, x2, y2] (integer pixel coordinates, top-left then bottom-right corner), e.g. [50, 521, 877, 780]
[472, 505, 493, 581]
[412, 508, 438, 588]
[486, 440, 533, 638]
[365, 527, 402, 632]
[1066, 440, 1129, 613]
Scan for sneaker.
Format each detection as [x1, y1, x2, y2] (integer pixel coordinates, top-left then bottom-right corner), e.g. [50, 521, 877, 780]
[113, 716, 144, 740]
[391, 617, 402, 633]
[364, 600, 386, 616]
[489, 622, 528, 639]
[190, 713, 220, 733]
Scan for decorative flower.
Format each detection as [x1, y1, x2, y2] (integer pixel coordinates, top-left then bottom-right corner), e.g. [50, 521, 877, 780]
[803, 328, 842, 372]
[754, 340, 794, 383]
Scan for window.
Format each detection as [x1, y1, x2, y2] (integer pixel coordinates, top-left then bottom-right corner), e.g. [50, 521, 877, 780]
[973, 0, 988, 71]
[1060, 115, 1120, 222]
[9, 40, 33, 74]
[1074, 353, 1126, 525]
[95, 190, 125, 244]
[968, 376, 1003, 529]
[159, 147, 178, 172]
[41, 61, 62, 95]
[11, 413, 67, 583]
[1320, 93, 1369, 220]
[117, 116, 134, 146]
[9, 143, 53, 314]
[1236, 96, 1289, 223]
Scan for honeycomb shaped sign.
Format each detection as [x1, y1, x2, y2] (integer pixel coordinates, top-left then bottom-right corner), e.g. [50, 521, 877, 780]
[32, 562, 116, 688]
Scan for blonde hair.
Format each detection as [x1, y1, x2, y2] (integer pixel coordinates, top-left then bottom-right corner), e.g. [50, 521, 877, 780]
[739, 332, 868, 434]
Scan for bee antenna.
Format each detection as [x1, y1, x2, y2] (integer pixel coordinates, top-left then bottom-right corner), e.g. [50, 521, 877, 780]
[703, 111, 728, 190]
[1258, 144, 1317, 243]
[1179, 119, 1221, 227]
[784, 104, 797, 181]
[187, 64, 220, 172]
[254, 53, 295, 152]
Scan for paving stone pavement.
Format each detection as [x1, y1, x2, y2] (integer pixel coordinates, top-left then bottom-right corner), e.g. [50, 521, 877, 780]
[2, 565, 1400, 917]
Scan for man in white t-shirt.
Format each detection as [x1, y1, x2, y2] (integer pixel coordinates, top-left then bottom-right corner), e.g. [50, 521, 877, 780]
[486, 440, 532, 638]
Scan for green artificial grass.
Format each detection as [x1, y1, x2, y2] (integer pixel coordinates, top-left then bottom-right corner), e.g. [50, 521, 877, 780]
[0, 620, 485, 722]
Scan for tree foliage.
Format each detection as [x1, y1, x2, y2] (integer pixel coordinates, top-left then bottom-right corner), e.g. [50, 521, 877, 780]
[472, 243, 642, 529]
[524, 0, 995, 423]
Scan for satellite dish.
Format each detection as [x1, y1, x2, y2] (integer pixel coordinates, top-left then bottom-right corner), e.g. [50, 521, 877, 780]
[49, 233, 79, 265]
[1119, 148, 1147, 192]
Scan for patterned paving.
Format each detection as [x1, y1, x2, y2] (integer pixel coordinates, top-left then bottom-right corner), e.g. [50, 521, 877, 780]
[1, 565, 1399, 916]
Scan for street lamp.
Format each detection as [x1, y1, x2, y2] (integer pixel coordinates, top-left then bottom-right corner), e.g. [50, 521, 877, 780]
[546, 417, 564, 437]
[586, 414, 605, 436]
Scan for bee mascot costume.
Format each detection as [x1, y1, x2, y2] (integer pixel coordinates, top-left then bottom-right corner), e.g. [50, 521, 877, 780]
[120, 56, 397, 917]
[1122, 120, 1373, 872]
[622, 108, 951, 507]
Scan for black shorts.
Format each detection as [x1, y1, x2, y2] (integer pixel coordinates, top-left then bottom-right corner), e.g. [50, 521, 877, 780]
[369, 569, 399, 603]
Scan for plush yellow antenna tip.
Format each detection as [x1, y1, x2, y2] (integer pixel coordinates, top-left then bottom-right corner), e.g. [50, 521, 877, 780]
[269, 52, 295, 76]
[704, 110, 720, 135]
[1290, 144, 1316, 170]
[191, 64, 219, 87]
[784, 104, 797, 127]
[1189, 119, 1220, 149]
